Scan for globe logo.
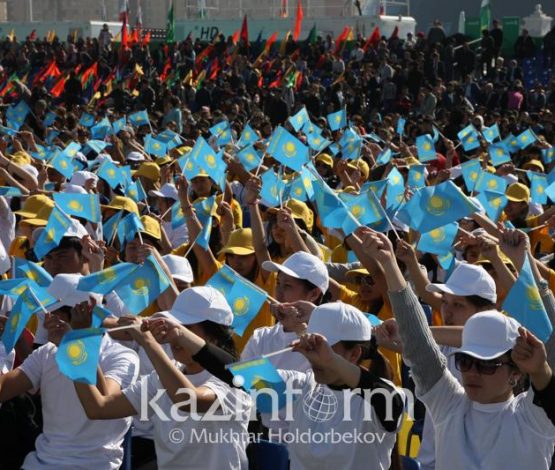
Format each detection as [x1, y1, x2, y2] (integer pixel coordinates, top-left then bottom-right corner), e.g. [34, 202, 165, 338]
[302, 385, 338, 423]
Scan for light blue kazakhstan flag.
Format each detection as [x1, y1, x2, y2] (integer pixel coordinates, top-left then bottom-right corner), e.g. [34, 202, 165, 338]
[457, 124, 477, 141]
[460, 159, 482, 192]
[213, 122, 233, 146]
[114, 255, 171, 315]
[305, 129, 331, 152]
[13, 258, 53, 286]
[236, 144, 261, 171]
[530, 173, 548, 205]
[144, 134, 167, 157]
[102, 211, 123, 243]
[289, 107, 311, 133]
[237, 124, 259, 148]
[1, 286, 40, 352]
[54, 193, 101, 223]
[85, 140, 109, 155]
[385, 167, 406, 211]
[61, 141, 82, 158]
[415, 134, 436, 162]
[260, 168, 286, 208]
[56, 328, 104, 384]
[417, 222, 459, 256]
[0, 186, 22, 197]
[488, 142, 511, 166]
[43, 111, 57, 127]
[77, 262, 139, 295]
[542, 147, 555, 165]
[482, 123, 500, 143]
[227, 357, 287, 413]
[190, 137, 227, 189]
[117, 212, 144, 247]
[31, 144, 49, 161]
[289, 167, 315, 202]
[34, 207, 73, 259]
[227, 278, 268, 337]
[516, 129, 537, 149]
[6, 100, 30, 129]
[92, 305, 112, 328]
[97, 160, 123, 189]
[171, 202, 185, 229]
[91, 119, 112, 140]
[112, 117, 127, 135]
[267, 126, 309, 172]
[375, 148, 392, 166]
[206, 264, 236, 294]
[408, 164, 427, 189]
[476, 190, 507, 222]
[126, 179, 147, 203]
[327, 108, 347, 131]
[156, 129, 182, 150]
[196, 216, 213, 251]
[502, 256, 552, 342]
[128, 110, 150, 127]
[49, 150, 74, 179]
[396, 117, 406, 136]
[339, 190, 385, 226]
[502, 134, 520, 154]
[474, 171, 507, 194]
[397, 180, 480, 233]
[362, 178, 388, 199]
[79, 113, 95, 128]
[311, 178, 360, 235]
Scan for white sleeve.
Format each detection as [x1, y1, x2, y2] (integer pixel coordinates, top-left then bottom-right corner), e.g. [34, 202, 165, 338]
[418, 370, 466, 427]
[259, 369, 307, 428]
[202, 375, 252, 418]
[517, 388, 555, 439]
[104, 292, 133, 318]
[100, 341, 140, 389]
[122, 373, 155, 416]
[18, 346, 48, 391]
[0, 344, 15, 374]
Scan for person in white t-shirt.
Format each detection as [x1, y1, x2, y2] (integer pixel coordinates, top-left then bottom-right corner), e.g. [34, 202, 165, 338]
[242, 251, 330, 372]
[0, 274, 139, 469]
[72, 286, 252, 470]
[361, 228, 555, 470]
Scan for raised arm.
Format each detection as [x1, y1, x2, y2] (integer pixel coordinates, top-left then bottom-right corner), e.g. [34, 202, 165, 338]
[245, 177, 272, 282]
[357, 227, 447, 395]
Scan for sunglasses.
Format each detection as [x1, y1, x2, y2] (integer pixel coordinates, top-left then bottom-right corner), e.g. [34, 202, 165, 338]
[454, 353, 512, 375]
[354, 275, 374, 286]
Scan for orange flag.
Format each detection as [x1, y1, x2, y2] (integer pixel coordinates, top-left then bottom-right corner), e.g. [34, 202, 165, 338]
[293, 0, 304, 41]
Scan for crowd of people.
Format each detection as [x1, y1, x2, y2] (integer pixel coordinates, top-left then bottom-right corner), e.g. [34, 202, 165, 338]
[0, 15, 553, 470]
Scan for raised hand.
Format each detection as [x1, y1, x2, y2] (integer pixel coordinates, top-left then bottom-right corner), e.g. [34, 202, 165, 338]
[511, 327, 549, 378]
[374, 318, 402, 351]
[244, 177, 262, 205]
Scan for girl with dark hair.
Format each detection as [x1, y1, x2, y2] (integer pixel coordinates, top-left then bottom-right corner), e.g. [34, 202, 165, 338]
[72, 286, 252, 470]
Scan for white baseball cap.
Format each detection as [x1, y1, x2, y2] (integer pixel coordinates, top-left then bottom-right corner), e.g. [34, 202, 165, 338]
[47, 273, 102, 311]
[262, 251, 329, 295]
[450, 310, 520, 359]
[169, 286, 233, 326]
[126, 151, 145, 162]
[162, 254, 193, 283]
[70, 171, 98, 187]
[149, 183, 179, 201]
[426, 263, 497, 304]
[307, 302, 372, 346]
[63, 183, 88, 194]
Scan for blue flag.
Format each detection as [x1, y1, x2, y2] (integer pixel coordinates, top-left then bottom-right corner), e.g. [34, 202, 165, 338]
[196, 217, 213, 251]
[530, 173, 548, 205]
[43, 112, 57, 127]
[92, 305, 112, 328]
[541, 147, 555, 165]
[237, 124, 259, 148]
[144, 134, 167, 157]
[236, 145, 261, 171]
[502, 134, 520, 154]
[206, 264, 236, 294]
[14, 258, 52, 287]
[502, 256, 552, 342]
[190, 137, 227, 189]
[482, 124, 500, 143]
[340, 190, 385, 226]
[0, 186, 22, 197]
[34, 207, 73, 259]
[117, 212, 144, 247]
[54, 193, 101, 223]
[460, 132, 480, 152]
[385, 167, 406, 211]
[289, 107, 311, 133]
[457, 124, 477, 141]
[97, 160, 123, 189]
[305, 130, 331, 152]
[56, 328, 104, 384]
[417, 222, 459, 256]
[1, 286, 40, 352]
[227, 357, 287, 413]
[408, 164, 427, 189]
[327, 109, 347, 131]
[260, 168, 286, 208]
[227, 278, 268, 337]
[516, 129, 537, 149]
[461, 159, 482, 192]
[267, 126, 309, 172]
[49, 151, 74, 179]
[396, 118, 406, 136]
[112, 117, 127, 135]
[397, 180, 480, 233]
[128, 110, 150, 127]
[375, 148, 392, 166]
[474, 172, 508, 194]
[488, 143, 511, 166]
[77, 262, 140, 295]
[126, 180, 147, 203]
[415, 134, 436, 162]
[79, 113, 96, 128]
[476, 190, 508, 222]
[102, 211, 123, 243]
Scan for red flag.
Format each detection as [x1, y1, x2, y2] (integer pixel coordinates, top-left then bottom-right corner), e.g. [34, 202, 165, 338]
[29, 30, 37, 41]
[231, 29, 240, 46]
[209, 59, 220, 80]
[268, 71, 283, 88]
[160, 58, 172, 82]
[293, 1, 304, 41]
[51, 74, 68, 97]
[389, 26, 399, 40]
[363, 26, 381, 51]
[264, 32, 278, 53]
[257, 74, 264, 88]
[121, 14, 128, 47]
[80, 62, 98, 87]
[334, 26, 350, 55]
[142, 31, 151, 46]
[240, 15, 249, 46]
[131, 28, 140, 45]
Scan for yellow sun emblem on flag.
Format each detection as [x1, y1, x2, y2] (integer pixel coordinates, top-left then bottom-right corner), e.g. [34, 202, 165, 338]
[487, 179, 498, 189]
[466, 136, 474, 143]
[186, 160, 194, 171]
[69, 200, 83, 212]
[496, 149, 504, 156]
[391, 175, 401, 184]
[294, 187, 303, 196]
[423, 143, 432, 151]
[283, 142, 296, 158]
[233, 297, 250, 317]
[335, 115, 342, 123]
[297, 115, 303, 124]
[14, 284, 27, 295]
[313, 137, 321, 145]
[244, 131, 251, 140]
[205, 154, 217, 168]
[132, 277, 150, 295]
[252, 374, 270, 391]
[490, 197, 502, 208]
[470, 171, 478, 181]
[129, 189, 137, 198]
[107, 168, 116, 177]
[413, 172, 422, 181]
[526, 285, 543, 310]
[429, 228, 446, 242]
[521, 135, 528, 142]
[60, 160, 68, 169]
[153, 142, 161, 150]
[10, 312, 19, 329]
[511, 140, 517, 146]
[427, 195, 451, 216]
[270, 185, 278, 198]
[45, 228, 55, 242]
[67, 149, 77, 157]
[351, 204, 364, 217]
[99, 267, 117, 284]
[245, 153, 256, 162]
[66, 340, 88, 366]
[537, 186, 544, 194]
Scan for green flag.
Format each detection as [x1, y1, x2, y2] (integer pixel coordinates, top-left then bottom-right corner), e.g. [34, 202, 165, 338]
[306, 24, 317, 45]
[480, 0, 491, 32]
[166, 1, 175, 44]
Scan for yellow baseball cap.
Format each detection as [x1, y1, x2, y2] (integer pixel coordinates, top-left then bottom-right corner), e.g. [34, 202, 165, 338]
[345, 267, 371, 279]
[523, 159, 544, 173]
[155, 155, 173, 166]
[346, 159, 370, 180]
[134, 162, 161, 182]
[218, 228, 255, 256]
[315, 153, 334, 168]
[11, 150, 32, 166]
[475, 250, 515, 269]
[20, 204, 54, 226]
[268, 198, 314, 232]
[140, 215, 161, 240]
[101, 196, 139, 215]
[505, 183, 530, 203]
[175, 146, 192, 156]
[14, 195, 54, 219]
